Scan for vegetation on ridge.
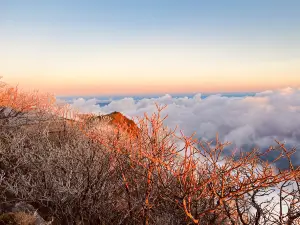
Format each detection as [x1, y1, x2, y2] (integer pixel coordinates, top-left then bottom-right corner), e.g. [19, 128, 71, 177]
[0, 79, 300, 225]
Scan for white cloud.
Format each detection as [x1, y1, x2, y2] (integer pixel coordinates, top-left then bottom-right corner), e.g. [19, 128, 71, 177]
[71, 98, 102, 114]
[66, 87, 300, 163]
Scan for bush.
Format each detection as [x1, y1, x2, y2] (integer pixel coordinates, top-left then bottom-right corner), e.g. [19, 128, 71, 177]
[1, 80, 300, 224]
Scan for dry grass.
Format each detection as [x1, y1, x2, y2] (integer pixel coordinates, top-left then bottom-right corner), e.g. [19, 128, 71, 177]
[0, 212, 36, 225]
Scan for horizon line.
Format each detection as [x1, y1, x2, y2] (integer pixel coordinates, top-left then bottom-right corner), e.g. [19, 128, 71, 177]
[57, 91, 258, 98]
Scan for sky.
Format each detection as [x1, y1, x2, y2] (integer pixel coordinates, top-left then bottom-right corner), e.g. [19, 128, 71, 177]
[1, 0, 300, 95]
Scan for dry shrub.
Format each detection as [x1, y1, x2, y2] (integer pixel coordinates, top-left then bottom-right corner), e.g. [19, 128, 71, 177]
[1, 80, 300, 225]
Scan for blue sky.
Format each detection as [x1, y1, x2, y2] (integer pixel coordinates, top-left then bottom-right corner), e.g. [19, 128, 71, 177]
[1, 0, 300, 95]
[2, 1, 300, 40]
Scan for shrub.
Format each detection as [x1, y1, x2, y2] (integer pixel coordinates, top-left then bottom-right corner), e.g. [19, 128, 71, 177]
[0, 80, 300, 224]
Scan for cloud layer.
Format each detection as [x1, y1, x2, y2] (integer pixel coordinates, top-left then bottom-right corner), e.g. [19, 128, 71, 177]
[67, 87, 300, 164]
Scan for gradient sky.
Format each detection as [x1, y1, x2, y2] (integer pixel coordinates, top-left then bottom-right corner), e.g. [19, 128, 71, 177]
[1, 0, 300, 95]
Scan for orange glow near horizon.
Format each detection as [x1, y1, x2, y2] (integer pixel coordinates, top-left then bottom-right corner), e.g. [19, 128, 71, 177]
[2, 41, 300, 96]
[3, 73, 300, 96]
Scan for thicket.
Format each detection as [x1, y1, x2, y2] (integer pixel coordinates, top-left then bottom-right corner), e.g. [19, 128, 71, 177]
[0, 79, 300, 225]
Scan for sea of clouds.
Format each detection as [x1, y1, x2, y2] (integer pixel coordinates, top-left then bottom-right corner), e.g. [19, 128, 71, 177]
[60, 87, 300, 166]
